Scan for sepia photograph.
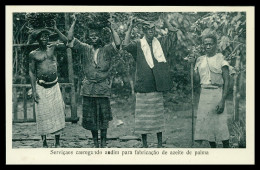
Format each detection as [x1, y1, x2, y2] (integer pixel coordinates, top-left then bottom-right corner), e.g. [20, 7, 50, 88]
[6, 5, 255, 164]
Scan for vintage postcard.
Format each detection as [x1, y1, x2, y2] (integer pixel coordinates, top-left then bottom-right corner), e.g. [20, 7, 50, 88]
[6, 5, 255, 164]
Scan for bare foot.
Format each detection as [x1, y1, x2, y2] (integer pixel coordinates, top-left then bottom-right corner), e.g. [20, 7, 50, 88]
[142, 144, 148, 148]
[55, 143, 60, 148]
[43, 143, 48, 148]
[157, 145, 163, 148]
[93, 143, 99, 148]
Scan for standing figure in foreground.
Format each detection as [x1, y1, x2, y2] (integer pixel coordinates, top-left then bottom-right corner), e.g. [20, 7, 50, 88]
[55, 15, 121, 148]
[28, 29, 66, 148]
[122, 15, 177, 148]
[188, 34, 230, 148]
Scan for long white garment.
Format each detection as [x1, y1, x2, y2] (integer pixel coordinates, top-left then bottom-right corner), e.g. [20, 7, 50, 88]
[195, 88, 230, 142]
[35, 83, 65, 135]
[140, 36, 166, 68]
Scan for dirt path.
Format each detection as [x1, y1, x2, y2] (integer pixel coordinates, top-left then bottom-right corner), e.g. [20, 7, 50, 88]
[12, 97, 240, 148]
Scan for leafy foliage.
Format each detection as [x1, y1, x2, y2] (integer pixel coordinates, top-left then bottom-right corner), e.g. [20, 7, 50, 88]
[25, 13, 58, 30]
[13, 12, 246, 102]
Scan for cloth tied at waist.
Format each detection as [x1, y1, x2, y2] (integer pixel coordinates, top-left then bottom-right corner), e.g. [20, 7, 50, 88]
[37, 77, 58, 88]
[201, 84, 222, 89]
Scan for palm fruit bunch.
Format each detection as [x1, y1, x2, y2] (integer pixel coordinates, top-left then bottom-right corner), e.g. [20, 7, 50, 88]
[83, 12, 110, 30]
[133, 12, 162, 22]
[25, 13, 58, 29]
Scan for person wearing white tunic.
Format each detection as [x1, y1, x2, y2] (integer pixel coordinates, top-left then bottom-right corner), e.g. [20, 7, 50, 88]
[188, 34, 230, 148]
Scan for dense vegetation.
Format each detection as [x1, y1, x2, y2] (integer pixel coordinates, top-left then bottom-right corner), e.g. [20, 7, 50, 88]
[13, 12, 246, 103]
[12, 12, 247, 148]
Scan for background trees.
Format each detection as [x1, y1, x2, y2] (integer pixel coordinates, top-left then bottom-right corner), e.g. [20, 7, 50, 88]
[12, 12, 246, 108]
[12, 12, 247, 147]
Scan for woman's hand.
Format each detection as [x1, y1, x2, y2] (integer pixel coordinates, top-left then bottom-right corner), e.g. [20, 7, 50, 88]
[127, 16, 137, 29]
[71, 14, 77, 23]
[216, 100, 225, 114]
[67, 14, 77, 41]
[161, 12, 169, 22]
[53, 19, 57, 30]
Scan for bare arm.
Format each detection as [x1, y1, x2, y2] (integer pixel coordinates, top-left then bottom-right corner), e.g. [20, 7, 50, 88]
[221, 66, 229, 103]
[53, 20, 68, 44]
[52, 15, 77, 49]
[67, 14, 77, 41]
[123, 16, 135, 46]
[216, 66, 229, 114]
[65, 14, 90, 52]
[162, 13, 178, 32]
[109, 21, 121, 49]
[194, 69, 200, 85]
[157, 14, 178, 57]
[29, 52, 39, 103]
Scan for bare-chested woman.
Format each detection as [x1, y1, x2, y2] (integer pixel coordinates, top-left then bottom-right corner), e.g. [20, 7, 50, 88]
[29, 28, 66, 148]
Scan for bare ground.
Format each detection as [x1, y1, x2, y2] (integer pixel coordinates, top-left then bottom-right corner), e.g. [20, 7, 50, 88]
[12, 96, 244, 148]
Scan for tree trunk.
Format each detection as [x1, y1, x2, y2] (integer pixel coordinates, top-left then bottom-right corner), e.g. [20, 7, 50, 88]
[77, 78, 82, 104]
[15, 47, 18, 75]
[233, 55, 241, 121]
[190, 63, 195, 145]
[23, 87, 27, 121]
[67, 48, 78, 123]
[239, 62, 245, 99]
[13, 87, 18, 121]
[64, 13, 70, 35]
[65, 13, 78, 123]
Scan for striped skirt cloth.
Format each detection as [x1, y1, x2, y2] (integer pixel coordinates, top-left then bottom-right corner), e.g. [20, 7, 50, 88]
[195, 87, 230, 142]
[35, 83, 66, 135]
[134, 92, 165, 135]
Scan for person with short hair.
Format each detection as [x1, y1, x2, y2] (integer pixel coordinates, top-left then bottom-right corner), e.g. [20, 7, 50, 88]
[54, 14, 121, 148]
[188, 33, 230, 148]
[28, 28, 66, 148]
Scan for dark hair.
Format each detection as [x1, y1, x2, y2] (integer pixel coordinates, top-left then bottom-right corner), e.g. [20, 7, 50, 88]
[36, 31, 50, 41]
[85, 28, 102, 38]
[202, 34, 217, 44]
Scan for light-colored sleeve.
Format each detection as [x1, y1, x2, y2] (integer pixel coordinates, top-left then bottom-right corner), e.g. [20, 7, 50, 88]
[222, 59, 235, 76]
[220, 54, 233, 75]
[221, 59, 230, 68]
[218, 53, 229, 68]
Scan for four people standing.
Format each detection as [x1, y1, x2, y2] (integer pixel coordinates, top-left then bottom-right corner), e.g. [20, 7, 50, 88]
[27, 13, 231, 148]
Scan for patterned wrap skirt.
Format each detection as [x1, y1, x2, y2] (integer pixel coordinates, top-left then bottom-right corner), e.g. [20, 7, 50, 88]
[82, 96, 112, 130]
[35, 83, 66, 135]
[195, 87, 230, 142]
[134, 92, 165, 135]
